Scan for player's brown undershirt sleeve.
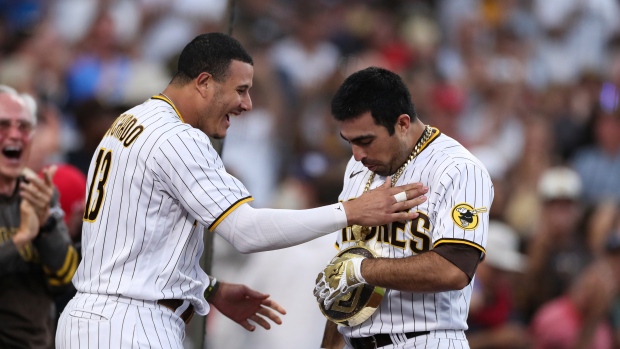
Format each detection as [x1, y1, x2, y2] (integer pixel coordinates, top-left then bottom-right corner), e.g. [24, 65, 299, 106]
[432, 244, 482, 282]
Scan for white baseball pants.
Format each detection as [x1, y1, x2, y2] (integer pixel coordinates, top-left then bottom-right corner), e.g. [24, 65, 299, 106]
[56, 292, 190, 349]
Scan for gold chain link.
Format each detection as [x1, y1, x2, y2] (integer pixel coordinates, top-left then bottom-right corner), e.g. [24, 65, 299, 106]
[350, 125, 433, 244]
[362, 125, 432, 192]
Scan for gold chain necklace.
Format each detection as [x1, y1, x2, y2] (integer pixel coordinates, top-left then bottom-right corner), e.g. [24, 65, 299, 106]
[363, 125, 432, 192]
[351, 125, 433, 243]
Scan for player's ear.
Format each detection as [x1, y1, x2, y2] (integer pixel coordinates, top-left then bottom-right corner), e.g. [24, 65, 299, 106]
[396, 114, 411, 133]
[195, 72, 212, 98]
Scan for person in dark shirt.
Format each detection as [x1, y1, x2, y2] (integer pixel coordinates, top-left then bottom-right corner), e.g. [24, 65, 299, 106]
[0, 85, 77, 349]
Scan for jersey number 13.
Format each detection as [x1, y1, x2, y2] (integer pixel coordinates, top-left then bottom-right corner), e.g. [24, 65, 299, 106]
[83, 148, 113, 222]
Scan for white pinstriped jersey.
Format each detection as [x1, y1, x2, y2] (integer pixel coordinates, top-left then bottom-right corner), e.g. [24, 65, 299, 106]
[72, 96, 252, 316]
[336, 128, 493, 338]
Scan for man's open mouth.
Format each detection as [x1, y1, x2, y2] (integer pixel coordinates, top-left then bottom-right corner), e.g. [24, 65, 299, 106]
[2, 145, 22, 160]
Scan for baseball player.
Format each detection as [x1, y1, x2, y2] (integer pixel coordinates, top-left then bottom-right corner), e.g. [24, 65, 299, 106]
[55, 33, 428, 349]
[314, 67, 494, 349]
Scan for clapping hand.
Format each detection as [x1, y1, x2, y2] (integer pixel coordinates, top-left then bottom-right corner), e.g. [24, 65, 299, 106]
[12, 199, 40, 249]
[20, 165, 57, 225]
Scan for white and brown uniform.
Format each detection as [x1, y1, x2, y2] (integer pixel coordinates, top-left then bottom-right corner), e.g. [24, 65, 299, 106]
[335, 128, 493, 348]
[56, 95, 252, 349]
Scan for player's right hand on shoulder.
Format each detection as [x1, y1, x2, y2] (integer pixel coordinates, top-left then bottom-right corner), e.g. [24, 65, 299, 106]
[342, 179, 428, 227]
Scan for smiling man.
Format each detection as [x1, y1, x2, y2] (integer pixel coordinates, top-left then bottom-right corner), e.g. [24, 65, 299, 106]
[55, 33, 429, 349]
[314, 67, 494, 349]
[0, 85, 76, 349]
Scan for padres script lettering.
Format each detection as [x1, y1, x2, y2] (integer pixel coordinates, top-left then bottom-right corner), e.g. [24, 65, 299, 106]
[340, 212, 432, 253]
[105, 113, 145, 147]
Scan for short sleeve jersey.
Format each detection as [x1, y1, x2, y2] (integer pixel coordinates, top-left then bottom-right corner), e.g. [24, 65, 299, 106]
[335, 128, 494, 337]
[72, 96, 252, 315]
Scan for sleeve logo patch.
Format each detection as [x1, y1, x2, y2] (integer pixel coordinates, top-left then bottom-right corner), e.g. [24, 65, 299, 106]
[451, 203, 488, 230]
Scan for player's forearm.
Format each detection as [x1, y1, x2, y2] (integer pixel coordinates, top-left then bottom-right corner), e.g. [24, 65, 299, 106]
[361, 251, 469, 292]
[321, 320, 345, 349]
[215, 203, 348, 253]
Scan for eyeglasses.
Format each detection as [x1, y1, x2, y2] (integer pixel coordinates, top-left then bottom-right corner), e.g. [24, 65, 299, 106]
[0, 119, 34, 137]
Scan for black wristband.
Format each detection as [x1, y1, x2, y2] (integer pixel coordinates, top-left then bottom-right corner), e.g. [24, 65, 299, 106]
[204, 276, 220, 301]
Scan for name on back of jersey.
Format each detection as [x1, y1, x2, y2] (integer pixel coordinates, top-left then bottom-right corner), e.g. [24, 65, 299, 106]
[104, 113, 145, 147]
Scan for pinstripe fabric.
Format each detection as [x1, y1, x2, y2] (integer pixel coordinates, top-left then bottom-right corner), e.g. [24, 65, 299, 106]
[58, 97, 252, 348]
[56, 293, 188, 349]
[335, 129, 493, 345]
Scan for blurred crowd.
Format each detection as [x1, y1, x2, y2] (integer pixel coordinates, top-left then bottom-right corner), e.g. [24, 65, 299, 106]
[2, 0, 620, 348]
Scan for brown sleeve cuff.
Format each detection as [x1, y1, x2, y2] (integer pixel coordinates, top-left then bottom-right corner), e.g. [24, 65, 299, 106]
[433, 243, 482, 282]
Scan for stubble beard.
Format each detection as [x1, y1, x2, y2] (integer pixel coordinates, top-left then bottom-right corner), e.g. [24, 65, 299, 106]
[196, 102, 225, 139]
[380, 144, 413, 177]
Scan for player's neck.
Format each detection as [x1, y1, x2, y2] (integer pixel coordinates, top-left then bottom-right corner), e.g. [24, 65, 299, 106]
[385, 120, 428, 178]
[396, 120, 427, 168]
[407, 120, 427, 152]
[160, 87, 194, 126]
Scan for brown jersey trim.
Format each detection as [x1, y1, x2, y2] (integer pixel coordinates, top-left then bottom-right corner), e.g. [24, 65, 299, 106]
[433, 238, 486, 256]
[417, 126, 441, 154]
[151, 95, 185, 123]
[432, 243, 482, 282]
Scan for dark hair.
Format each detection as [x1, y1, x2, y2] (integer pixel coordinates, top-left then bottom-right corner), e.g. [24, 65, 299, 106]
[331, 67, 416, 135]
[173, 32, 253, 84]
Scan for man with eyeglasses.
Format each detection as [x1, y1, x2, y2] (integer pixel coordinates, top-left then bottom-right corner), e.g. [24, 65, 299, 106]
[0, 85, 77, 349]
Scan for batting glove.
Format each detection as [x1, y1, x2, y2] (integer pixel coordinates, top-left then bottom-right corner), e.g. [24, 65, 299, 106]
[314, 253, 367, 309]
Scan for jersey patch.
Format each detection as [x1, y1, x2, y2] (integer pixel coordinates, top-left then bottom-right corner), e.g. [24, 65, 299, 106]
[451, 203, 487, 230]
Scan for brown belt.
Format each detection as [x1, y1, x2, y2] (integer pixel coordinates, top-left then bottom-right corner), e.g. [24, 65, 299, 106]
[349, 331, 430, 349]
[157, 299, 195, 324]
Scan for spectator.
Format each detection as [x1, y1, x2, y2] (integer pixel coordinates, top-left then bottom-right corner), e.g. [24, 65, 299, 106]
[520, 167, 592, 321]
[0, 85, 76, 349]
[530, 231, 620, 349]
[503, 116, 554, 236]
[23, 96, 87, 323]
[467, 220, 531, 349]
[572, 82, 620, 206]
